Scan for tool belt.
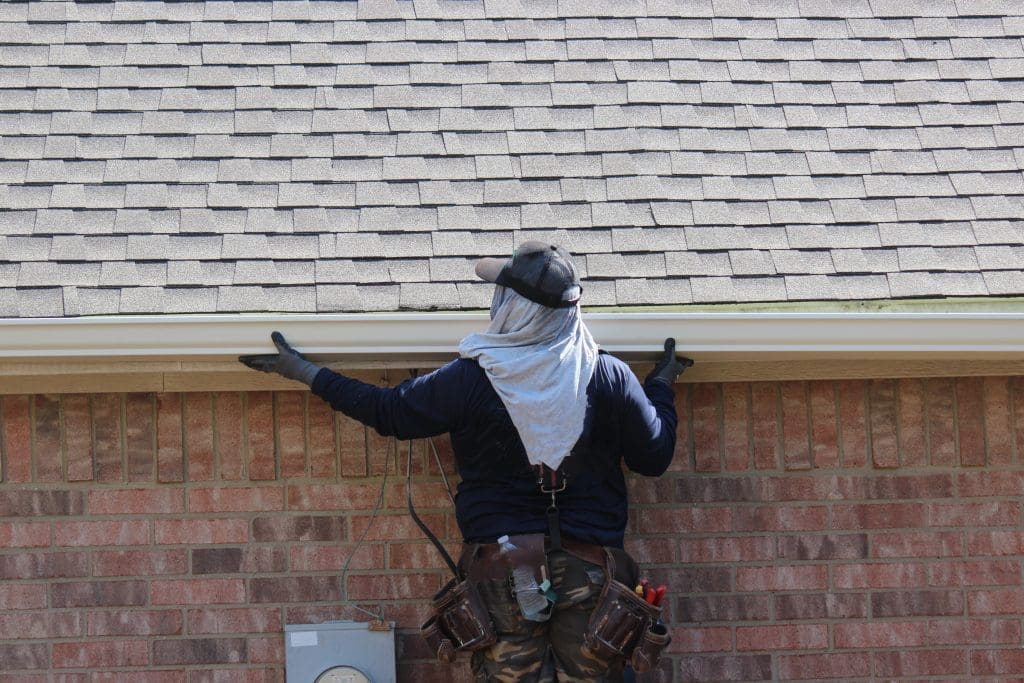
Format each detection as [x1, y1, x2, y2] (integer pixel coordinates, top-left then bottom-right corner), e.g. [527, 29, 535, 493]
[420, 574, 495, 663]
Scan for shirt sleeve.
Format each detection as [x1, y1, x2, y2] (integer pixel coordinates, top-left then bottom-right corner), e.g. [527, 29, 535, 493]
[309, 359, 469, 440]
[617, 365, 678, 477]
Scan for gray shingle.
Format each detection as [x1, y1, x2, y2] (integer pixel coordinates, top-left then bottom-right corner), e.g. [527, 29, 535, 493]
[771, 249, 835, 275]
[976, 245, 1024, 270]
[785, 223, 881, 249]
[520, 203, 592, 228]
[729, 250, 776, 275]
[0, 210, 35, 235]
[99, 262, 166, 287]
[354, 181, 419, 206]
[895, 197, 976, 221]
[551, 82, 627, 106]
[50, 235, 126, 261]
[438, 205, 520, 230]
[592, 201, 656, 227]
[878, 221, 977, 246]
[585, 253, 667, 278]
[586, 128, 680, 152]
[0, 263, 19, 287]
[685, 225, 788, 249]
[951, 172, 1024, 196]
[971, 195, 1024, 220]
[703, 177, 774, 201]
[399, 282, 460, 310]
[769, 200, 836, 224]
[520, 153, 602, 178]
[167, 261, 235, 286]
[690, 275, 787, 303]
[432, 230, 514, 256]
[596, 105, 662, 128]
[384, 157, 473, 181]
[920, 103, 1001, 126]
[483, 179, 561, 203]
[614, 277, 692, 305]
[607, 176, 702, 201]
[887, 271, 988, 298]
[14, 287, 65, 317]
[785, 274, 890, 300]
[627, 81, 701, 104]
[831, 248, 900, 273]
[830, 199, 898, 224]
[984, 270, 1024, 295]
[560, 178, 607, 202]
[691, 200, 771, 226]
[178, 209, 245, 235]
[36, 209, 116, 235]
[358, 206, 439, 231]
[664, 250, 731, 276]
[863, 174, 956, 197]
[19, 262, 101, 287]
[516, 228, 611, 255]
[933, 148, 1019, 172]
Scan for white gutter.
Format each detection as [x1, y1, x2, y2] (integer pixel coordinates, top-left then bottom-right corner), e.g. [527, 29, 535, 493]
[3, 311, 1024, 362]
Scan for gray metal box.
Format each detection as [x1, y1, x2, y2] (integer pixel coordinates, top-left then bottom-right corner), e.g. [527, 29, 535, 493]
[285, 621, 397, 683]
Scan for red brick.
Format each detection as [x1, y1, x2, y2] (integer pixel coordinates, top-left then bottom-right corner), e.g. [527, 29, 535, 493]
[984, 376, 1013, 464]
[249, 576, 339, 604]
[874, 649, 966, 677]
[869, 379, 899, 468]
[959, 470, 1024, 497]
[0, 551, 88, 580]
[92, 549, 188, 577]
[680, 655, 772, 682]
[0, 643, 49, 670]
[185, 393, 215, 482]
[669, 626, 732, 653]
[972, 649, 1024, 676]
[679, 536, 774, 564]
[51, 581, 148, 608]
[926, 377, 957, 466]
[308, 396, 337, 478]
[152, 578, 245, 605]
[623, 537, 676, 564]
[288, 483, 395, 511]
[692, 383, 722, 472]
[776, 534, 868, 561]
[968, 588, 1024, 615]
[91, 673, 184, 683]
[736, 624, 827, 651]
[63, 395, 93, 482]
[53, 639, 148, 668]
[0, 489, 83, 516]
[125, 393, 155, 482]
[838, 380, 867, 468]
[927, 618, 1020, 645]
[873, 531, 962, 558]
[676, 475, 767, 503]
[339, 412, 368, 477]
[157, 393, 184, 483]
[366, 421, 392, 477]
[767, 474, 862, 502]
[680, 594, 772, 622]
[189, 486, 284, 513]
[1, 396, 31, 482]
[774, 593, 868, 621]
[780, 381, 811, 470]
[0, 612, 82, 639]
[88, 488, 184, 515]
[833, 562, 929, 589]
[188, 671, 280, 683]
[872, 590, 963, 617]
[957, 377, 986, 466]
[192, 547, 286, 575]
[347, 572, 441, 600]
[734, 506, 827, 532]
[387, 541, 461, 570]
[967, 529, 1024, 556]
[54, 520, 149, 547]
[277, 392, 307, 478]
[152, 638, 246, 666]
[735, 565, 827, 592]
[247, 392, 275, 480]
[155, 519, 248, 545]
[831, 502, 926, 529]
[248, 634, 284, 664]
[897, 378, 926, 467]
[1014, 376, 1024, 466]
[642, 507, 731, 534]
[0, 521, 50, 548]
[669, 383, 692, 472]
[188, 607, 282, 634]
[87, 609, 182, 636]
[722, 382, 750, 471]
[215, 392, 244, 480]
[33, 395, 62, 482]
[92, 394, 123, 482]
[779, 652, 871, 680]
[865, 472, 953, 499]
[834, 620, 928, 648]
[928, 559, 1021, 587]
[290, 543, 385, 572]
[751, 382, 780, 470]
[929, 500, 1020, 527]
[808, 381, 838, 469]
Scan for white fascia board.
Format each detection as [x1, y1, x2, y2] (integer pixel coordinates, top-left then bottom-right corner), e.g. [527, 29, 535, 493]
[2, 311, 1024, 363]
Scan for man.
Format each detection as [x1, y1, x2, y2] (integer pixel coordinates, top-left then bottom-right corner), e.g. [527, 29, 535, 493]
[241, 242, 689, 682]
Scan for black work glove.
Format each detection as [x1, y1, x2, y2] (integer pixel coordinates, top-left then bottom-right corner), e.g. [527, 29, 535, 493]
[238, 331, 322, 386]
[645, 338, 693, 386]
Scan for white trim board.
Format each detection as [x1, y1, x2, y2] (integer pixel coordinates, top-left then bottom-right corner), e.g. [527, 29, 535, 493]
[2, 312, 1024, 392]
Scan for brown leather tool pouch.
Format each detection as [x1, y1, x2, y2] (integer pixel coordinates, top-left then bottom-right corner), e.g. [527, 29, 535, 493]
[584, 547, 665, 666]
[630, 620, 671, 673]
[420, 576, 496, 662]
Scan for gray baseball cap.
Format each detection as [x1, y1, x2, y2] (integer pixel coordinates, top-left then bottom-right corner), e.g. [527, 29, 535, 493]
[475, 241, 582, 308]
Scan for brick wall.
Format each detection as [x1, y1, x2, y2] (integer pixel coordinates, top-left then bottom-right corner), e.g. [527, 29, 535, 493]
[1, 375, 1023, 681]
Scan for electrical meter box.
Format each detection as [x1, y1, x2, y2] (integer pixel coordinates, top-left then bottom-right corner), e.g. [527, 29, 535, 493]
[284, 621, 397, 683]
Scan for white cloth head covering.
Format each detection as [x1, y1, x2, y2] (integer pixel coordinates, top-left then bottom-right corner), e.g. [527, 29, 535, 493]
[458, 286, 599, 471]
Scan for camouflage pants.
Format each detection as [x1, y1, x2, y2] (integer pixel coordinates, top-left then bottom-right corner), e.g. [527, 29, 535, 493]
[469, 549, 624, 683]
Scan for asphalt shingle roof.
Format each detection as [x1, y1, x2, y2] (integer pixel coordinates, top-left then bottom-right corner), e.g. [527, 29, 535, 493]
[1, 0, 1023, 317]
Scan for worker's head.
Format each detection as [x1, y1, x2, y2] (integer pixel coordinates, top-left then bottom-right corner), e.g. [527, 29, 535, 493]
[474, 241, 582, 309]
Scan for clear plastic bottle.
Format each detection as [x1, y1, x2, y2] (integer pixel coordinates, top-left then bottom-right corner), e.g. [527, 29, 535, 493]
[497, 535, 550, 621]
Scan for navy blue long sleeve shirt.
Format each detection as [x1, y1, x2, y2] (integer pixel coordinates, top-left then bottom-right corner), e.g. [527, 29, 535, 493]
[310, 352, 677, 548]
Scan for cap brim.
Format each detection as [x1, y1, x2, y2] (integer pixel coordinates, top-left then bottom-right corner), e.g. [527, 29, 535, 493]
[474, 257, 506, 283]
